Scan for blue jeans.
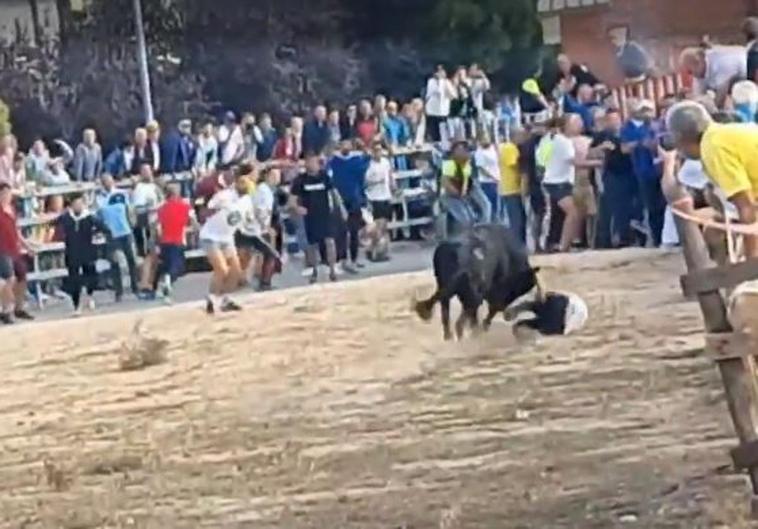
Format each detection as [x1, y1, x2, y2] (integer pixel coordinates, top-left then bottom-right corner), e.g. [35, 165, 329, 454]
[479, 182, 499, 223]
[467, 182, 492, 224]
[501, 194, 526, 243]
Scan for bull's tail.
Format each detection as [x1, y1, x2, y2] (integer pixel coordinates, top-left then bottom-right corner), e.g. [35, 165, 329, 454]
[412, 269, 467, 322]
[413, 295, 436, 321]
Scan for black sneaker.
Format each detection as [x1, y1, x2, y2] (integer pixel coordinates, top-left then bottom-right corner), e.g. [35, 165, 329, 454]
[309, 273, 318, 285]
[220, 299, 243, 312]
[0, 313, 14, 325]
[329, 271, 338, 282]
[205, 298, 215, 315]
[14, 309, 34, 321]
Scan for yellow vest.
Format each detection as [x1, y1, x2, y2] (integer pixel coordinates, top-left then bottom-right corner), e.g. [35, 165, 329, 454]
[442, 159, 472, 194]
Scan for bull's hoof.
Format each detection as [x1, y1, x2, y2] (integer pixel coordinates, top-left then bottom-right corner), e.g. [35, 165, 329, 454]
[443, 331, 453, 341]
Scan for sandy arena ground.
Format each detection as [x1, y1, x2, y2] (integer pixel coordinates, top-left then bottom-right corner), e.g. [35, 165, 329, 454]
[0, 248, 754, 529]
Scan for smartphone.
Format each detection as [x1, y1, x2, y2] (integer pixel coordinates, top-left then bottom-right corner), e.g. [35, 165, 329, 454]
[658, 132, 676, 152]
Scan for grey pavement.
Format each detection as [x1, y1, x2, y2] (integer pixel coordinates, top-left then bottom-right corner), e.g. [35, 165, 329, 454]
[28, 242, 436, 323]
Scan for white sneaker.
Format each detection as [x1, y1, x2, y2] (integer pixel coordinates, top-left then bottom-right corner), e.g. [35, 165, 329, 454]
[86, 298, 96, 311]
[72, 307, 82, 318]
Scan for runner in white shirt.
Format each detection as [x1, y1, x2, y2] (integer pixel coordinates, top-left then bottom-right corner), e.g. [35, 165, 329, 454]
[474, 135, 501, 223]
[364, 143, 395, 261]
[199, 168, 252, 314]
[235, 167, 282, 291]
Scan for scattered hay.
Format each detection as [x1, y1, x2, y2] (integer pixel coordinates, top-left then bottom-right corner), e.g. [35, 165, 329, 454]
[117, 320, 169, 371]
[43, 459, 72, 491]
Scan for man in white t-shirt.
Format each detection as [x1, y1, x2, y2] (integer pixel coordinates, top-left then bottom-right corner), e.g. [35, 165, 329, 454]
[364, 143, 395, 261]
[473, 134, 500, 223]
[541, 114, 588, 253]
[235, 168, 282, 291]
[199, 169, 252, 314]
[680, 46, 747, 104]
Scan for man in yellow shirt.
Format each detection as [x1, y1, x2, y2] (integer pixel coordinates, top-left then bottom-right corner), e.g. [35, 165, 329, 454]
[498, 132, 526, 242]
[668, 100, 758, 256]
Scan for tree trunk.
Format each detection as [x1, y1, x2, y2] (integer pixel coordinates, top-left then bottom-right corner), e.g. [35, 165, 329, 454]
[55, 0, 72, 49]
[28, 0, 42, 46]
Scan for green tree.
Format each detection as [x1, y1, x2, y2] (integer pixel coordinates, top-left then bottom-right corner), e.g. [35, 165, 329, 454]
[429, 0, 542, 71]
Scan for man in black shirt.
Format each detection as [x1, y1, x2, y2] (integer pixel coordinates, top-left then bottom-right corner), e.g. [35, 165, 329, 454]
[290, 153, 340, 283]
[557, 54, 601, 97]
[743, 17, 758, 83]
[590, 109, 636, 248]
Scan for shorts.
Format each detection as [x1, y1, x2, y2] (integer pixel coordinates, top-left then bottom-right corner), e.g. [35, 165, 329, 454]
[200, 238, 236, 256]
[370, 200, 393, 221]
[304, 215, 335, 246]
[543, 183, 574, 204]
[573, 183, 597, 216]
[0, 255, 27, 282]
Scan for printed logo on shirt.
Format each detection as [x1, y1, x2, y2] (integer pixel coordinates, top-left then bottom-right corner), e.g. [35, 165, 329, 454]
[226, 211, 242, 227]
[303, 183, 326, 192]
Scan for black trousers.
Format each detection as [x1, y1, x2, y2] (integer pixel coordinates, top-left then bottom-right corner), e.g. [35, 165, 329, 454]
[639, 178, 666, 247]
[65, 262, 97, 309]
[426, 115, 445, 142]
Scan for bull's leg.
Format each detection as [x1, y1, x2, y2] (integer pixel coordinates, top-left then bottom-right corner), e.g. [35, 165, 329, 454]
[455, 310, 467, 341]
[440, 297, 453, 341]
[483, 303, 503, 332]
[468, 306, 482, 336]
[504, 300, 539, 322]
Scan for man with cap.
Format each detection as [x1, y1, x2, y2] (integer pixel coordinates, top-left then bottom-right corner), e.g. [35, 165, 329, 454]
[621, 99, 665, 246]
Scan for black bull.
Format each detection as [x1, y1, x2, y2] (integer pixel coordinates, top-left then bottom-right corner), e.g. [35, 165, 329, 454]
[414, 224, 539, 340]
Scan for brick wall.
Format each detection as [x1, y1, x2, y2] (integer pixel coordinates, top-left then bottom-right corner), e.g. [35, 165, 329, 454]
[558, 0, 748, 86]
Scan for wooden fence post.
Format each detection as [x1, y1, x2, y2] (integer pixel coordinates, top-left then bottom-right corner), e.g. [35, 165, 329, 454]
[670, 189, 758, 514]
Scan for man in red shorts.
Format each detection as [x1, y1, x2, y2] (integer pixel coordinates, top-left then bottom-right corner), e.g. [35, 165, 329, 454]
[0, 183, 36, 324]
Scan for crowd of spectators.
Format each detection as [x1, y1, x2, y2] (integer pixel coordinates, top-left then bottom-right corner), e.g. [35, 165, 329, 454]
[3, 17, 758, 322]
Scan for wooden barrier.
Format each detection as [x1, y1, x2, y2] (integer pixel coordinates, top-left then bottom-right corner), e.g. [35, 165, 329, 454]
[666, 184, 758, 516]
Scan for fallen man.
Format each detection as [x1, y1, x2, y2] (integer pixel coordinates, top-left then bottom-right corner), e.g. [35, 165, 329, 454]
[504, 290, 588, 337]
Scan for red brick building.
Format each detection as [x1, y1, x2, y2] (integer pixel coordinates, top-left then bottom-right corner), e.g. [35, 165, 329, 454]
[538, 0, 756, 86]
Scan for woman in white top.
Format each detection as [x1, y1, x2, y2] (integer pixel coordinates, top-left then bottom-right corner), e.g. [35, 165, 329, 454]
[542, 114, 592, 253]
[364, 143, 395, 261]
[198, 168, 252, 314]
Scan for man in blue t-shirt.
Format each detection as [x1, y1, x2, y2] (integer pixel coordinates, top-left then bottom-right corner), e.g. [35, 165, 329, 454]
[96, 174, 139, 300]
[563, 83, 598, 133]
[327, 139, 370, 272]
[620, 99, 665, 247]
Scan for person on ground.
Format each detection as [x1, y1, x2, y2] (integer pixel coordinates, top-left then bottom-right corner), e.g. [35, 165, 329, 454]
[327, 139, 369, 273]
[56, 193, 111, 316]
[621, 99, 665, 247]
[290, 153, 340, 283]
[425, 65, 456, 143]
[667, 100, 758, 257]
[237, 168, 282, 291]
[198, 169, 250, 314]
[95, 174, 139, 302]
[0, 182, 36, 323]
[364, 142, 395, 261]
[73, 128, 103, 182]
[153, 183, 194, 303]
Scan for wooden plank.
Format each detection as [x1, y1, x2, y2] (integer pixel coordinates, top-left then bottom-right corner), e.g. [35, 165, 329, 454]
[705, 333, 758, 361]
[670, 191, 758, 510]
[681, 259, 758, 298]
